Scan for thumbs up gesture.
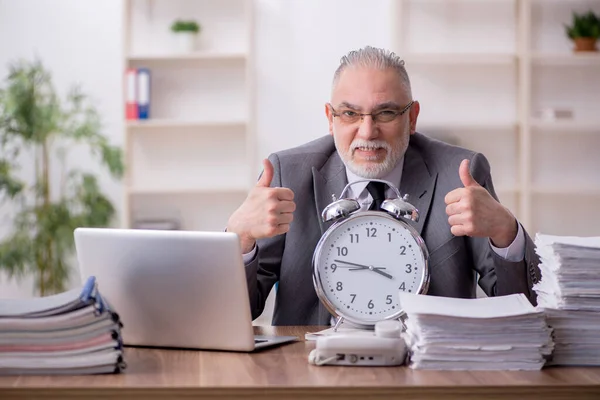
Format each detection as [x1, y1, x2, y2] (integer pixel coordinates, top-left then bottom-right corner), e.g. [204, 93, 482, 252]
[444, 159, 517, 248]
[227, 159, 296, 253]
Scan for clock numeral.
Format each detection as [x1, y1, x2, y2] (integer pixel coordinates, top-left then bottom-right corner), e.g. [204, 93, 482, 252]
[350, 233, 359, 243]
[400, 246, 406, 255]
[368, 300, 374, 309]
[366, 227, 377, 237]
[330, 263, 337, 273]
[405, 264, 412, 273]
[336, 282, 343, 291]
[386, 295, 393, 304]
[336, 246, 348, 256]
[388, 232, 392, 242]
[350, 294, 356, 303]
[399, 282, 406, 291]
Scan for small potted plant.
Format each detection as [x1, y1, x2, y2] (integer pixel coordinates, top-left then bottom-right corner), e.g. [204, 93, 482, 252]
[170, 19, 201, 52]
[564, 10, 600, 52]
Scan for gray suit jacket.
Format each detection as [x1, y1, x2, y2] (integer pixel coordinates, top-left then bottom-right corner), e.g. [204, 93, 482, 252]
[245, 133, 541, 326]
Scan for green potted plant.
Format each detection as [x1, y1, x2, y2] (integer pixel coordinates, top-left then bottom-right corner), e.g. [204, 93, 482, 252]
[0, 58, 124, 296]
[170, 19, 201, 53]
[564, 10, 600, 52]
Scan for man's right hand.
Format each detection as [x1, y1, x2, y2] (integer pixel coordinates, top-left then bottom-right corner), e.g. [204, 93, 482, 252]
[226, 159, 296, 253]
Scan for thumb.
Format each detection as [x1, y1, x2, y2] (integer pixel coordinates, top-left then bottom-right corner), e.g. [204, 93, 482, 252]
[459, 159, 479, 188]
[256, 159, 274, 187]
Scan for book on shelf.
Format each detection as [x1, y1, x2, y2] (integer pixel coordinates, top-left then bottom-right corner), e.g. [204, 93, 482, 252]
[124, 67, 151, 120]
[0, 276, 126, 375]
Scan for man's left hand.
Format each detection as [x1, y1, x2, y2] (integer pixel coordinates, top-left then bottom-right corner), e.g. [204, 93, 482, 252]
[444, 159, 518, 248]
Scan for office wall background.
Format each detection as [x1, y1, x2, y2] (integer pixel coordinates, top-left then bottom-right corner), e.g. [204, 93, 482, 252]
[1, 0, 599, 304]
[0, 0, 394, 297]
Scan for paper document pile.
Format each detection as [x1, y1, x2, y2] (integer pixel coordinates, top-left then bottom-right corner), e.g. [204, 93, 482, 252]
[534, 233, 600, 366]
[400, 292, 553, 370]
[0, 276, 126, 375]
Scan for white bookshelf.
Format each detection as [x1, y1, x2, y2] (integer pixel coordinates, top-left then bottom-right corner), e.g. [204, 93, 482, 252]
[128, 186, 249, 195]
[126, 119, 247, 129]
[418, 122, 519, 132]
[403, 53, 516, 66]
[530, 119, 600, 133]
[532, 186, 600, 196]
[531, 52, 600, 65]
[122, 0, 255, 231]
[392, 0, 600, 236]
[127, 51, 247, 62]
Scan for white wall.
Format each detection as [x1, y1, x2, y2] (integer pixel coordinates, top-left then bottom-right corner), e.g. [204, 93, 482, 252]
[0, 0, 394, 298]
[254, 0, 393, 158]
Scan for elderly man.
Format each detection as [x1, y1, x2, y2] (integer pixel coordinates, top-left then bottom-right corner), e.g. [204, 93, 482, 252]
[227, 46, 540, 326]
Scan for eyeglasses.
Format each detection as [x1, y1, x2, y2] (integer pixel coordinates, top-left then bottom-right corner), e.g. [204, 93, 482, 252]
[329, 101, 414, 125]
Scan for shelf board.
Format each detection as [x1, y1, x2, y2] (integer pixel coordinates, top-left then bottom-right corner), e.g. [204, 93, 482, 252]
[532, 186, 600, 196]
[404, 53, 516, 66]
[128, 186, 250, 195]
[126, 119, 247, 129]
[531, 53, 600, 66]
[419, 122, 518, 132]
[530, 119, 600, 133]
[127, 51, 247, 63]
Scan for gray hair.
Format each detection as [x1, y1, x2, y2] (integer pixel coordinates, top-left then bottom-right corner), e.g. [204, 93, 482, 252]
[332, 46, 412, 98]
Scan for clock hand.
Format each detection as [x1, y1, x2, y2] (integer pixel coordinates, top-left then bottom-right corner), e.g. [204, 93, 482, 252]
[334, 259, 394, 279]
[334, 265, 368, 269]
[333, 259, 369, 269]
[346, 266, 394, 280]
[371, 268, 394, 280]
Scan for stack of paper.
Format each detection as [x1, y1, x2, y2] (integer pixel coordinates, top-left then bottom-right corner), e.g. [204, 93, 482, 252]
[400, 292, 553, 370]
[0, 276, 126, 375]
[534, 233, 600, 366]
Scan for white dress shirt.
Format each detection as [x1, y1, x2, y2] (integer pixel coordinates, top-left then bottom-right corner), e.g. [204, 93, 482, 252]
[243, 158, 525, 263]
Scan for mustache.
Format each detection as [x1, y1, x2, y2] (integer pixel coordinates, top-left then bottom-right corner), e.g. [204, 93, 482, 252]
[350, 139, 391, 152]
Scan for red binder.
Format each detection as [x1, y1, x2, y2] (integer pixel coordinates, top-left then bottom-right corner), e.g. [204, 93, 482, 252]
[125, 68, 138, 120]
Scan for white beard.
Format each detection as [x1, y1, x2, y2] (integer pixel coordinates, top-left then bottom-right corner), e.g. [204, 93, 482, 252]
[334, 136, 406, 179]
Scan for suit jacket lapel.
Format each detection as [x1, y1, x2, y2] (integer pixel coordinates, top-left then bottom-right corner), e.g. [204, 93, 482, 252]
[312, 152, 348, 235]
[399, 142, 438, 235]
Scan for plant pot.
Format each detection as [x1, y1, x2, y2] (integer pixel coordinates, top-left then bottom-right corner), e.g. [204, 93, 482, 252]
[173, 32, 197, 53]
[573, 37, 598, 52]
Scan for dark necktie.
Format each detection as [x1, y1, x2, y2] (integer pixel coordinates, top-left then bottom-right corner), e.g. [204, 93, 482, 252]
[366, 181, 386, 210]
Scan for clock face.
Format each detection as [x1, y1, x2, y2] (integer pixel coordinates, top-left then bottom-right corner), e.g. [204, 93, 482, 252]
[314, 212, 428, 324]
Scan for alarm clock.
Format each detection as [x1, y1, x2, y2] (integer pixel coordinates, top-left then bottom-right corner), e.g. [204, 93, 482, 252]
[312, 179, 430, 329]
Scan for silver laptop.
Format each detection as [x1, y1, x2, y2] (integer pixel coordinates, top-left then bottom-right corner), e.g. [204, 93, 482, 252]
[73, 227, 297, 351]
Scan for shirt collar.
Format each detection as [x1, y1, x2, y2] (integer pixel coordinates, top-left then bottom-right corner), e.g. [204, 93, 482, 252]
[344, 156, 405, 198]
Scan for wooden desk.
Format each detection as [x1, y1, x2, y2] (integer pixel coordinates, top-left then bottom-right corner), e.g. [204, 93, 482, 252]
[1, 326, 600, 400]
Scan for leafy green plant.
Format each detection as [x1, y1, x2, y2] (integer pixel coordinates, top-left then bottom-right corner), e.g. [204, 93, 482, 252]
[0, 58, 124, 296]
[565, 10, 600, 39]
[170, 19, 201, 34]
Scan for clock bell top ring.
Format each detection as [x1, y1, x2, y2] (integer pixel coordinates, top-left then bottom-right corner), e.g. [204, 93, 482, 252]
[321, 178, 420, 224]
